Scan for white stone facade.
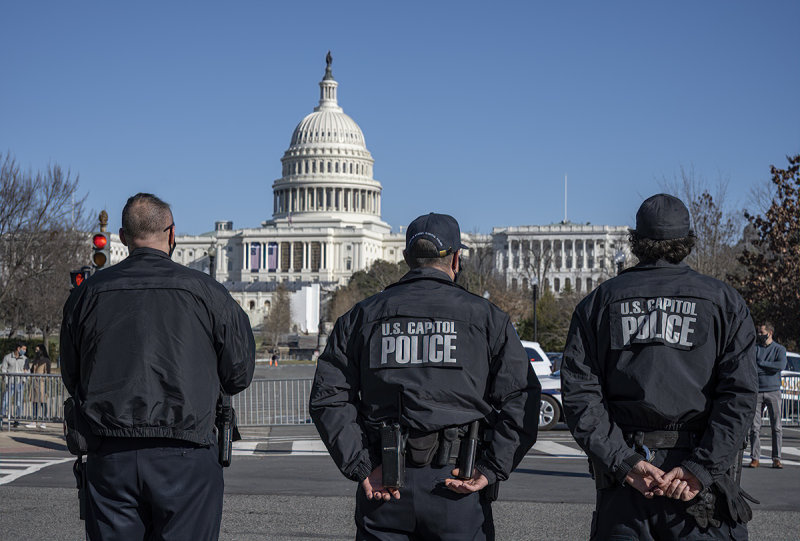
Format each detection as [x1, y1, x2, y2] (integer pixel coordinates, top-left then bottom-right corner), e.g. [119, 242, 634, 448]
[492, 224, 631, 294]
[101, 56, 630, 330]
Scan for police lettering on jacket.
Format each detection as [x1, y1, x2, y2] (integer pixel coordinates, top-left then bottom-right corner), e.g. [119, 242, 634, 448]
[378, 319, 458, 367]
[609, 296, 709, 351]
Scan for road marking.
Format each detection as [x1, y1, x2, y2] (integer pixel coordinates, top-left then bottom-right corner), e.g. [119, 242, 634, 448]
[0, 458, 73, 486]
[755, 446, 800, 466]
[232, 441, 260, 456]
[530, 440, 586, 458]
[291, 440, 328, 455]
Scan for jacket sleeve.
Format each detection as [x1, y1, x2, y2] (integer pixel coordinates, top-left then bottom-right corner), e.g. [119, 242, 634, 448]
[561, 310, 644, 483]
[215, 292, 256, 395]
[309, 311, 375, 483]
[59, 290, 80, 396]
[476, 316, 541, 485]
[682, 304, 758, 489]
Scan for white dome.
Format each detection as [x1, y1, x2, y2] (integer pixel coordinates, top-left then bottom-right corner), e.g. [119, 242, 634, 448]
[290, 110, 366, 148]
[270, 54, 383, 224]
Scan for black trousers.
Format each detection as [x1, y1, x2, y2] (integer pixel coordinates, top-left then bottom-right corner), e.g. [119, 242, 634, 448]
[592, 485, 748, 541]
[355, 463, 494, 541]
[86, 437, 223, 541]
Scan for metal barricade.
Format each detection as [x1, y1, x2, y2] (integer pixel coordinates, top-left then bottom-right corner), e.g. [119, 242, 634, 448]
[232, 378, 314, 427]
[1, 373, 68, 429]
[777, 374, 800, 427]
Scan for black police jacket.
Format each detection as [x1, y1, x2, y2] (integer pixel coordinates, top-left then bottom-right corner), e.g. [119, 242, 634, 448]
[310, 266, 541, 484]
[561, 259, 757, 489]
[60, 247, 255, 445]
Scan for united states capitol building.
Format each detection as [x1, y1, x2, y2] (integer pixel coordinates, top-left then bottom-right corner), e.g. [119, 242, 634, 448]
[109, 55, 629, 331]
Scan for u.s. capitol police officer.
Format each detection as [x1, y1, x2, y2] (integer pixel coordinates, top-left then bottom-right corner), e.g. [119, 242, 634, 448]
[310, 213, 540, 541]
[561, 194, 758, 540]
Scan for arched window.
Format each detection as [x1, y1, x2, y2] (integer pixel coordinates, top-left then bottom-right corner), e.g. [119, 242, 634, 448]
[554, 278, 560, 292]
[248, 301, 255, 310]
[586, 277, 593, 291]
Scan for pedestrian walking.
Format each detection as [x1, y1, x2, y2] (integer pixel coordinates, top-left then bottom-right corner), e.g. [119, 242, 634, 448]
[310, 212, 540, 540]
[60, 193, 255, 541]
[561, 194, 758, 540]
[749, 321, 787, 469]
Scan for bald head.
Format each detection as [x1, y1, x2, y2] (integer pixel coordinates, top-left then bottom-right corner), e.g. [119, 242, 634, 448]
[120, 193, 175, 253]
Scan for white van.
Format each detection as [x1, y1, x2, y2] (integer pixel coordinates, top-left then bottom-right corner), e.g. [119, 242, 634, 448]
[520, 340, 552, 377]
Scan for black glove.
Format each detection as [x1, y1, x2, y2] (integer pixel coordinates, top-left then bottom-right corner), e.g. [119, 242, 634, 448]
[713, 475, 760, 524]
[685, 489, 720, 529]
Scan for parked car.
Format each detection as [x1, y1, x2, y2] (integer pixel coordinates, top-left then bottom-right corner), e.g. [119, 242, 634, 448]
[781, 352, 800, 420]
[520, 340, 552, 377]
[539, 371, 564, 430]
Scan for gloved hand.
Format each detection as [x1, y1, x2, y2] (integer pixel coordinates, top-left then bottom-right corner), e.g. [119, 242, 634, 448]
[713, 475, 760, 523]
[685, 489, 720, 529]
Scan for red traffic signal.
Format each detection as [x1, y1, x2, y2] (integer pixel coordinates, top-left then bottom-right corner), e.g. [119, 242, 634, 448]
[70, 267, 92, 288]
[92, 234, 108, 249]
[92, 232, 110, 269]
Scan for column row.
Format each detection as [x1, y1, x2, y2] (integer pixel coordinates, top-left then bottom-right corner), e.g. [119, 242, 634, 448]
[274, 187, 380, 215]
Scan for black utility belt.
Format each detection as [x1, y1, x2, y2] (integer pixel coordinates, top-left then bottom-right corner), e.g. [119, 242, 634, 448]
[405, 425, 470, 468]
[624, 430, 701, 459]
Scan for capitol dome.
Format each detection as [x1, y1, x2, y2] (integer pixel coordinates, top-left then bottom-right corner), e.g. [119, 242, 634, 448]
[272, 53, 383, 223]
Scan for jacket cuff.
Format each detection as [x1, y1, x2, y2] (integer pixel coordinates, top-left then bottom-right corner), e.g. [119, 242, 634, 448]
[614, 452, 645, 483]
[681, 460, 713, 490]
[475, 462, 498, 485]
[351, 458, 374, 483]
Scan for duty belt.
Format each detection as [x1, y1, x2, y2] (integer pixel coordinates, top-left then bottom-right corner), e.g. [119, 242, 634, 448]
[624, 430, 700, 458]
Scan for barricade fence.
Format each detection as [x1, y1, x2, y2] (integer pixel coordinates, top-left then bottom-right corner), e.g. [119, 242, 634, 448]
[1, 374, 68, 428]
[3, 374, 798, 429]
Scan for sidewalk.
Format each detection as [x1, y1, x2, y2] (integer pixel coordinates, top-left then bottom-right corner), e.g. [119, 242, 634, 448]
[0, 423, 68, 455]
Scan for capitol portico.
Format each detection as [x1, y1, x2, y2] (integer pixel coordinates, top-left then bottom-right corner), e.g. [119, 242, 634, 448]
[108, 54, 629, 330]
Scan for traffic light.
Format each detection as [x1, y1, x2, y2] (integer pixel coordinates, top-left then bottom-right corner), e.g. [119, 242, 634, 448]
[70, 267, 92, 288]
[92, 232, 110, 269]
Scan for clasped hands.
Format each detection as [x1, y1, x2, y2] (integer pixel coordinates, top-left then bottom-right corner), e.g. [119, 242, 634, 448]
[362, 465, 488, 501]
[625, 461, 703, 501]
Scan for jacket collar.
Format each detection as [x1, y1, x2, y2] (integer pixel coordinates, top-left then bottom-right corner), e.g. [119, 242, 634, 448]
[385, 266, 464, 290]
[129, 247, 171, 260]
[621, 258, 690, 274]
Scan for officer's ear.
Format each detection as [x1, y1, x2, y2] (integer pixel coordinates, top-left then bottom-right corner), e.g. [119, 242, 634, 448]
[451, 250, 461, 274]
[119, 228, 128, 247]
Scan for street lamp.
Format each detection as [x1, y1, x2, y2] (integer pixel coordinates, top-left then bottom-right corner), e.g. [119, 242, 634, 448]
[531, 277, 539, 343]
[614, 250, 627, 276]
[208, 241, 218, 281]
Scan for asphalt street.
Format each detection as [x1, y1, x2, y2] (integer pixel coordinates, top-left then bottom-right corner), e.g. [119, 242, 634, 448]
[1, 363, 798, 540]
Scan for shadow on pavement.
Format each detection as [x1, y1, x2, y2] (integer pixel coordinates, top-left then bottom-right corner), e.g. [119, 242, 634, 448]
[514, 467, 591, 478]
[10, 437, 68, 452]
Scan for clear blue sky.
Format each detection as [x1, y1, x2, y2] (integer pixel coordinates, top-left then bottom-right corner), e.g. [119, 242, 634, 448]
[2, 1, 798, 235]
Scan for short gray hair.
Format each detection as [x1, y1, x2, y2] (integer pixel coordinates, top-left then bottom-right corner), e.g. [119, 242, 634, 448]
[406, 238, 453, 270]
[121, 193, 173, 240]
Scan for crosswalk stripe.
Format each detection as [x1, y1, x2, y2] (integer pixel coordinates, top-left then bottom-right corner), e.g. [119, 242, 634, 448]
[291, 440, 328, 455]
[0, 458, 72, 486]
[531, 440, 586, 458]
[232, 441, 260, 456]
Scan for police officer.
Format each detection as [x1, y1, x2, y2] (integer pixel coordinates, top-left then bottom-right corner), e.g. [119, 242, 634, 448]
[561, 194, 758, 540]
[310, 212, 540, 541]
[61, 193, 255, 541]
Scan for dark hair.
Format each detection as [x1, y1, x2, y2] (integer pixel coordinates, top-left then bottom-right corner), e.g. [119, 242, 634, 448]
[759, 322, 775, 334]
[35, 345, 49, 358]
[405, 239, 454, 270]
[628, 231, 696, 264]
[121, 193, 173, 240]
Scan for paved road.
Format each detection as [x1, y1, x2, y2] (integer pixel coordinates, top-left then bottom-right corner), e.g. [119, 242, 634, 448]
[2, 363, 798, 539]
[2, 423, 799, 540]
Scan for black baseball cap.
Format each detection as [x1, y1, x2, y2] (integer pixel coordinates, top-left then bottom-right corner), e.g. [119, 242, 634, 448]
[405, 213, 469, 257]
[632, 194, 692, 240]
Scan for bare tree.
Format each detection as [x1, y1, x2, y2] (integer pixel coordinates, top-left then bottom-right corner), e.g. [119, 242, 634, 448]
[660, 165, 743, 281]
[0, 153, 90, 348]
[263, 284, 292, 350]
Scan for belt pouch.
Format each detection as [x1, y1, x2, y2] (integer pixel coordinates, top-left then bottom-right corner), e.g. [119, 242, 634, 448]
[405, 432, 440, 467]
[433, 427, 460, 467]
